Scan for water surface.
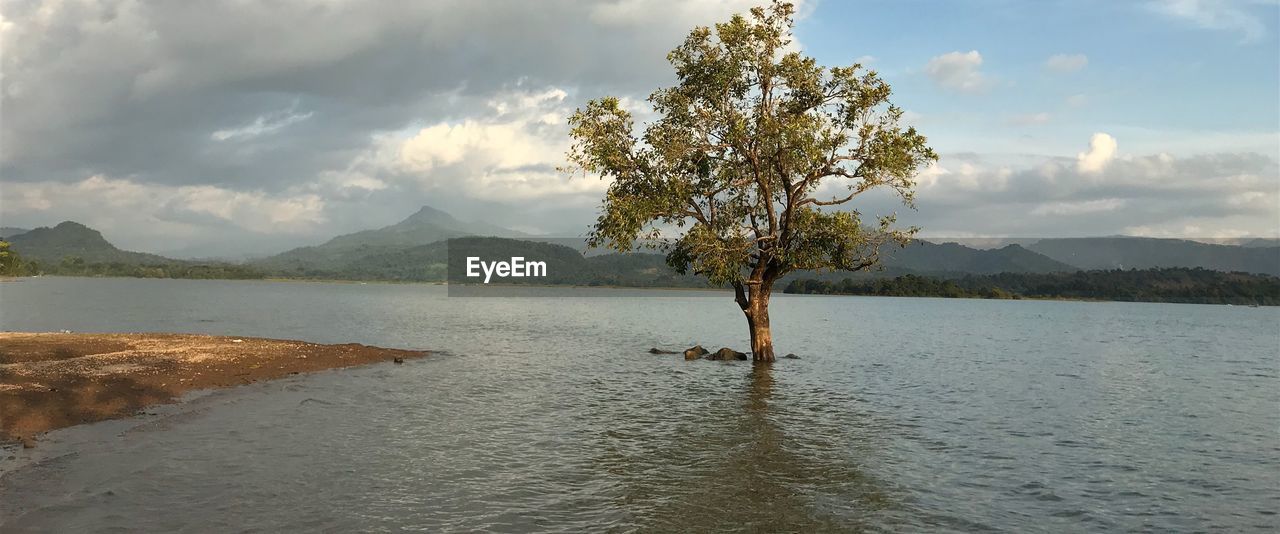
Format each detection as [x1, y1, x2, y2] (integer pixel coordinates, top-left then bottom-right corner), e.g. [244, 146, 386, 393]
[1, 277, 1277, 531]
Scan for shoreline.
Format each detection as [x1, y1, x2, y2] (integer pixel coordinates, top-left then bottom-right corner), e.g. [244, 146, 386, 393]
[0, 332, 427, 446]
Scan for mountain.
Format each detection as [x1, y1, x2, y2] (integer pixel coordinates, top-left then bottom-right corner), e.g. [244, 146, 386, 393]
[6, 222, 170, 265]
[270, 236, 708, 287]
[1027, 237, 1280, 276]
[882, 241, 1077, 275]
[1240, 238, 1280, 249]
[253, 205, 526, 273]
[0, 227, 29, 239]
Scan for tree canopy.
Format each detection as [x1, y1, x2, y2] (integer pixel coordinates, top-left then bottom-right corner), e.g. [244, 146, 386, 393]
[566, 1, 936, 289]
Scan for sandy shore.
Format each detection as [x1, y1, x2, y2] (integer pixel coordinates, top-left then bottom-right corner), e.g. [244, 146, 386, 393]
[0, 332, 427, 446]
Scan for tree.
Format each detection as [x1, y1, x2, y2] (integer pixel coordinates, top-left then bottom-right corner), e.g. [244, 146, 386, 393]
[0, 240, 20, 276]
[566, 2, 935, 361]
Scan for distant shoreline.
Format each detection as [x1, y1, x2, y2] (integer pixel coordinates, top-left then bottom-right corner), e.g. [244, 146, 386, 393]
[5, 273, 1276, 305]
[0, 332, 427, 447]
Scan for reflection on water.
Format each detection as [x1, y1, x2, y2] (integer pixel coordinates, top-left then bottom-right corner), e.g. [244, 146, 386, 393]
[1, 277, 1278, 532]
[605, 364, 896, 531]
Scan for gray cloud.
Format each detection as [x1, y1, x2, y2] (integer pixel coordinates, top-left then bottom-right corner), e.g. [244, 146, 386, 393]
[895, 150, 1280, 238]
[1, 0, 1276, 257]
[1, 0, 768, 252]
[2, 0, 746, 187]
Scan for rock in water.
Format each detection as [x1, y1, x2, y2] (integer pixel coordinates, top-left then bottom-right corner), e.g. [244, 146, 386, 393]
[783, 353, 800, 359]
[648, 348, 678, 354]
[708, 347, 748, 361]
[683, 345, 709, 360]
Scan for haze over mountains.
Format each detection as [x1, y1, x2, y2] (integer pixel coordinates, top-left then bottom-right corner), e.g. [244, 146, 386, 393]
[5, 205, 1278, 280]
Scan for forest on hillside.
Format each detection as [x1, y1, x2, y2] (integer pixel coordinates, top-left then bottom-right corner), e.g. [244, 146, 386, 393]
[783, 268, 1280, 305]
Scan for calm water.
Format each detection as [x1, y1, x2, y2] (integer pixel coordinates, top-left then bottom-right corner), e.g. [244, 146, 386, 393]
[1, 277, 1277, 532]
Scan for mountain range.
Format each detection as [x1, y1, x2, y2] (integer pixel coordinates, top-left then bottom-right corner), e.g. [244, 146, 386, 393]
[5, 206, 1278, 280]
[250, 206, 525, 274]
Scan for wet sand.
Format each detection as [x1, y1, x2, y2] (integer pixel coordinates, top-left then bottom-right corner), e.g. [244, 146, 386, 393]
[0, 332, 427, 446]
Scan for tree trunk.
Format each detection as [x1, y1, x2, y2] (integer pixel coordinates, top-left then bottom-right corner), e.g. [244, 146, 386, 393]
[746, 281, 775, 362]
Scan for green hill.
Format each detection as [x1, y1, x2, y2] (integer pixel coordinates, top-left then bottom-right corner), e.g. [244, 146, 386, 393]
[1028, 237, 1280, 276]
[6, 222, 170, 265]
[253, 206, 524, 273]
[882, 241, 1077, 275]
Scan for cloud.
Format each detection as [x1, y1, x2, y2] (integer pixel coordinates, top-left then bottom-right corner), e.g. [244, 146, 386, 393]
[1044, 53, 1088, 73]
[212, 106, 314, 142]
[1007, 112, 1052, 126]
[2, 1, 1276, 251]
[0, 0, 771, 189]
[924, 50, 989, 93]
[384, 86, 607, 200]
[1149, 0, 1269, 42]
[1031, 198, 1127, 216]
[1077, 133, 1119, 173]
[0, 0, 784, 248]
[905, 144, 1279, 238]
[2, 175, 328, 250]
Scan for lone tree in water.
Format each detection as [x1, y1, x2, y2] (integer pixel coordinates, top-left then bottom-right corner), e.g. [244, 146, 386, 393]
[566, 2, 935, 362]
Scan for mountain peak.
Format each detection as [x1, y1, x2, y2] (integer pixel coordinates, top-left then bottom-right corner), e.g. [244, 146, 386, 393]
[401, 205, 460, 226]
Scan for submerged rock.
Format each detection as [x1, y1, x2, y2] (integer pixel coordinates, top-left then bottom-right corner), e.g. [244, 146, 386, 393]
[783, 353, 800, 359]
[708, 347, 748, 361]
[683, 345, 709, 360]
[648, 348, 678, 354]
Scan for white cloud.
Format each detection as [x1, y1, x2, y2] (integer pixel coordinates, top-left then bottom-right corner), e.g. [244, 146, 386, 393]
[1032, 198, 1127, 216]
[1065, 94, 1089, 107]
[1044, 53, 1088, 73]
[367, 85, 608, 201]
[1007, 112, 1052, 126]
[3, 175, 327, 236]
[914, 158, 1011, 192]
[1077, 133, 1119, 173]
[1149, 0, 1268, 43]
[212, 107, 314, 141]
[908, 147, 1279, 238]
[590, 0, 776, 27]
[924, 50, 989, 93]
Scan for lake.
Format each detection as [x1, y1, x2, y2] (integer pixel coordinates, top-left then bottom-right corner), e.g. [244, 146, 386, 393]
[1, 277, 1277, 532]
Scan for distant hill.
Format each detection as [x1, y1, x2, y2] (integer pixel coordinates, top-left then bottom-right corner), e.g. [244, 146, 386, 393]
[0, 227, 29, 239]
[260, 236, 709, 287]
[6, 222, 171, 265]
[883, 241, 1076, 275]
[253, 205, 525, 273]
[1027, 237, 1280, 276]
[1240, 238, 1280, 249]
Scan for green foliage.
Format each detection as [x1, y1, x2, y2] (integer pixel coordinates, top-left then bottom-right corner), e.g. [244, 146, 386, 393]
[784, 268, 1280, 305]
[39, 255, 264, 279]
[6, 221, 170, 265]
[0, 240, 27, 276]
[566, 2, 936, 289]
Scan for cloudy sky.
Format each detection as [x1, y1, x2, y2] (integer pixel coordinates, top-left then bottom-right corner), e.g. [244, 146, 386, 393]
[2, 0, 1277, 257]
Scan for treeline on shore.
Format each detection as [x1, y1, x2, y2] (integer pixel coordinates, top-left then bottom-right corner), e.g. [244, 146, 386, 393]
[783, 268, 1280, 305]
[7, 242, 1278, 306]
[0, 247, 263, 280]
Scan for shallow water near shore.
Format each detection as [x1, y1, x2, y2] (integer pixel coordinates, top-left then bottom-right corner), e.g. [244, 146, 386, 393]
[2, 276, 1277, 531]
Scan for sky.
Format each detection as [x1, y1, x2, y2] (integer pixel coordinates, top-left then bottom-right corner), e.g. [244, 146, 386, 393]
[1, 0, 1277, 257]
